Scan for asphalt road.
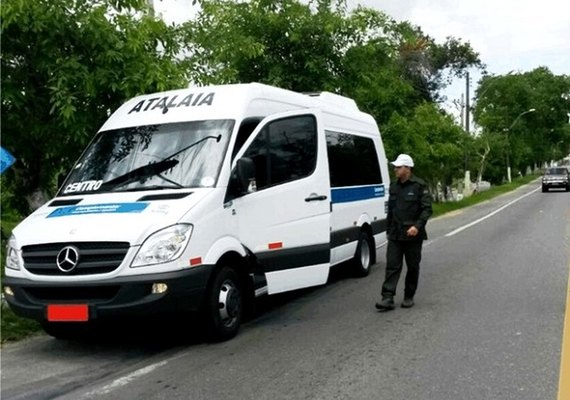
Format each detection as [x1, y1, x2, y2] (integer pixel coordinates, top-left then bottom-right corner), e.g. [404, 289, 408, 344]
[2, 181, 569, 400]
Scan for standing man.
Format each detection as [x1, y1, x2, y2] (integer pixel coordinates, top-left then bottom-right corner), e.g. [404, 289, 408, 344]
[376, 154, 432, 311]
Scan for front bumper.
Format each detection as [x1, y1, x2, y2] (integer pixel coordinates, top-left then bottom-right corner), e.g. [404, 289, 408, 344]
[2, 266, 215, 323]
[543, 180, 569, 188]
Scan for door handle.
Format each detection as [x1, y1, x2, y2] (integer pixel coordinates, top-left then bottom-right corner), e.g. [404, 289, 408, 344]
[305, 194, 328, 202]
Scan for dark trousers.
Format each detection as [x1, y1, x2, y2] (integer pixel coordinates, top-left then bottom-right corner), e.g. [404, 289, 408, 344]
[381, 239, 423, 299]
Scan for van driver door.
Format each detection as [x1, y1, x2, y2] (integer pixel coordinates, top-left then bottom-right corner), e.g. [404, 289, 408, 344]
[229, 110, 331, 294]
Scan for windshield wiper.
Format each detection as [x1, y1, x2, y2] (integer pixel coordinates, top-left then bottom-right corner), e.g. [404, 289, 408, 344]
[100, 134, 222, 191]
[118, 185, 183, 192]
[101, 159, 179, 190]
[160, 134, 222, 162]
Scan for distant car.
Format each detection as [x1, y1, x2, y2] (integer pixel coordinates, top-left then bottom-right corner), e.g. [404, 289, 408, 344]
[542, 166, 570, 192]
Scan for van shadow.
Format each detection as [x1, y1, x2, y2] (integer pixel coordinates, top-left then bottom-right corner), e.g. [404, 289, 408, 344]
[45, 315, 210, 350]
[247, 261, 363, 320]
[45, 262, 366, 350]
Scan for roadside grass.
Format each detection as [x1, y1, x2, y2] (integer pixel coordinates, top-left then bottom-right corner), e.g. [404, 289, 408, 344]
[432, 174, 539, 218]
[1, 306, 42, 344]
[0, 174, 540, 344]
[1, 217, 43, 344]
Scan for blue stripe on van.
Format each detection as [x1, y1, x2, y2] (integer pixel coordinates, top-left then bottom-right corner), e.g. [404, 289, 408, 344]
[330, 185, 385, 204]
[47, 202, 149, 218]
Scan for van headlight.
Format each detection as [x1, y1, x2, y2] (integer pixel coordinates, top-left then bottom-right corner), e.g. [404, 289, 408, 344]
[5, 235, 22, 271]
[132, 224, 193, 267]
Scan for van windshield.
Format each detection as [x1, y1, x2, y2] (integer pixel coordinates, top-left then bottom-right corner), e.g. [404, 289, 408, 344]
[59, 120, 234, 196]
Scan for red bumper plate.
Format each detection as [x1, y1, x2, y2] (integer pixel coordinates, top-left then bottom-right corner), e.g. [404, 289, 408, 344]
[47, 304, 89, 322]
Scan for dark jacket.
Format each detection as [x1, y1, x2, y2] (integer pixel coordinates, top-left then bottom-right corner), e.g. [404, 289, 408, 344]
[386, 174, 433, 241]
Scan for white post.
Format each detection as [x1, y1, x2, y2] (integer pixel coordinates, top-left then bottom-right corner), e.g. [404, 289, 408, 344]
[463, 170, 472, 197]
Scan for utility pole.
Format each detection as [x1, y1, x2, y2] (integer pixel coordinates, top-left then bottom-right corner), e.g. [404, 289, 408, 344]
[465, 71, 470, 133]
[463, 72, 471, 198]
[458, 93, 465, 128]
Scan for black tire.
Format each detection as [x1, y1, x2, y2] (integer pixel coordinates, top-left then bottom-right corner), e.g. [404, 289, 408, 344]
[352, 231, 374, 277]
[542, 185, 548, 192]
[204, 266, 243, 342]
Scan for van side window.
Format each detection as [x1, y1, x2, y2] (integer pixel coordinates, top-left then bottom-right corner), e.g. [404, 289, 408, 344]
[326, 131, 383, 187]
[232, 117, 263, 160]
[242, 115, 317, 190]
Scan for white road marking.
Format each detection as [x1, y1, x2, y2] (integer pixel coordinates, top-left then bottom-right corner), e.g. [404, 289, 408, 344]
[80, 360, 168, 399]
[377, 187, 539, 247]
[444, 187, 540, 237]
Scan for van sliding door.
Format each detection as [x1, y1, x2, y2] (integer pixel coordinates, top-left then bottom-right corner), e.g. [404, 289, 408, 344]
[231, 110, 331, 294]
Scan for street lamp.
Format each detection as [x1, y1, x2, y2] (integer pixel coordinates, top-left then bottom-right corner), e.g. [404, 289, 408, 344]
[505, 108, 536, 182]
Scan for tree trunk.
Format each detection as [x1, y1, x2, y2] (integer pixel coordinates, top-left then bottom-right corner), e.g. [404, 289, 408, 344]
[476, 142, 491, 183]
[25, 189, 50, 211]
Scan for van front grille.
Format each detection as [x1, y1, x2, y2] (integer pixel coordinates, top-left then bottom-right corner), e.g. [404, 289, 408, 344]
[22, 242, 130, 276]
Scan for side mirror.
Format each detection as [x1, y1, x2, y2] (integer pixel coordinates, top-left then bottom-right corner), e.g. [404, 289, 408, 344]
[229, 157, 256, 198]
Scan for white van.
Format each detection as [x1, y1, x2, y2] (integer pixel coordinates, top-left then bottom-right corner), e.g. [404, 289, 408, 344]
[4, 83, 389, 341]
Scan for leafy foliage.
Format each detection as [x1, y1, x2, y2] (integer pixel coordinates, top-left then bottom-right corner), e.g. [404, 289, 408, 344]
[184, 0, 482, 186]
[382, 103, 469, 196]
[184, 0, 482, 98]
[0, 0, 487, 211]
[473, 68, 570, 183]
[1, 0, 189, 214]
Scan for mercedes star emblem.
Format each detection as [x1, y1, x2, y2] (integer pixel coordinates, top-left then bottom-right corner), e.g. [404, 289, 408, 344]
[56, 246, 80, 273]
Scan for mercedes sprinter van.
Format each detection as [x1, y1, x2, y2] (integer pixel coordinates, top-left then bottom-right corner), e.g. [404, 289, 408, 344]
[4, 83, 389, 340]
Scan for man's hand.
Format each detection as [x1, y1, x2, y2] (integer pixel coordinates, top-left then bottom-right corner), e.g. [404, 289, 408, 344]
[406, 226, 419, 237]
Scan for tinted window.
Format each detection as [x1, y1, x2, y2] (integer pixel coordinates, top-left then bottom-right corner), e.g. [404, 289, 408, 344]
[326, 131, 382, 187]
[242, 115, 317, 190]
[232, 117, 263, 160]
[546, 168, 568, 175]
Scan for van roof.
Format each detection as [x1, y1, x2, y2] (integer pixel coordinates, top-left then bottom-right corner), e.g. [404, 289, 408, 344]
[303, 91, 359, 111]
[99, 83, 372, 132]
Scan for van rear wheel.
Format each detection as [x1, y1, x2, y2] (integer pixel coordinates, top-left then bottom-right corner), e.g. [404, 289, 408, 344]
[352, 232, 374, 277]
[204, 266, 242, 341]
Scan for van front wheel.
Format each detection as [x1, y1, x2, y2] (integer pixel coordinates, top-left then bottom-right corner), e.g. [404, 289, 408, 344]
[352, 232, 374, 277]
[205, 266, 242, 341]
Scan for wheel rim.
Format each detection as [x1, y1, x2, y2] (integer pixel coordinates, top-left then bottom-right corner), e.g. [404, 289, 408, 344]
[218, 279, 240, 327]
[360, 238, 371, 270]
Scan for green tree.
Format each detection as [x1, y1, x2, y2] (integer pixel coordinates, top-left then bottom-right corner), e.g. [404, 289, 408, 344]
[473, 68, 570, 182]
[521, 68, 570, 167]
[393, 23, 484, 103]
[383, 102, 469, 198]
[184, 0, 481, 109]
[184, 0, 377, 91]
[1, 0, 484, 214]
[1, 0, 189, 214]
[182, 0, 483, 193]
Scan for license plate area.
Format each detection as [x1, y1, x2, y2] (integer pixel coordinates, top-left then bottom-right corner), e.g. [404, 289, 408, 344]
[47, 304, 89, 322]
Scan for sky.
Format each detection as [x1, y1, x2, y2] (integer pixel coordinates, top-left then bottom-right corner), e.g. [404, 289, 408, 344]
[151, 0, 570, 122]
